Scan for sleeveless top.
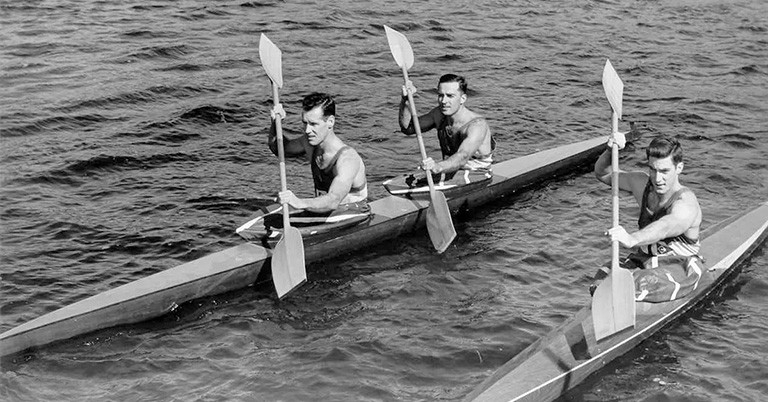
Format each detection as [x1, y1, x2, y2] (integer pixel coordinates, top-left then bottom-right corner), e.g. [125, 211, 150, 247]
[311, 146, 368, 204]
[437, 117, 495, 170]
[638, 180, 700, 256]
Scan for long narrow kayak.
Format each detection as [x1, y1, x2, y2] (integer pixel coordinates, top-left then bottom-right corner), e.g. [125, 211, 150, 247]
[463, 201, 768, 402]
[1, 136, 609, 357]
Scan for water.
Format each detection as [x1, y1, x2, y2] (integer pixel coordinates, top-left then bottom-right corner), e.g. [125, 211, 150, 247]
[1, 0, 767, 401]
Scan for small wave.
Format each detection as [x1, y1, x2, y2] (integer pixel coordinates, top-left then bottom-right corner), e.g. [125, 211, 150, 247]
[239, 1, 281, 9]
[0, 114, 115, 138]
[5, 42, 64, 58]
[0, 153, 204, 185]
[122, 30, 172, 38]
[72, 152, 200, 174]
[156, 63, 204, 72]
[180, 106, 232, 124]
[730, 64, 763, 76]
[429, 34, 454, 42]
[113, 44, 193, 63]
[146, 131, 203, 145]
[718, 133, 758, 149]
[131, 5, 169, 11]
[432, 54, 463, 62]
[55, 85, 219, 114]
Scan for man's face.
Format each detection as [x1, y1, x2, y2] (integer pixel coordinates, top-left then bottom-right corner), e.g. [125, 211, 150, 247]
[302, 106, 333, 146]
[648, 155, 683, 195]
[436, 81, 466, 116]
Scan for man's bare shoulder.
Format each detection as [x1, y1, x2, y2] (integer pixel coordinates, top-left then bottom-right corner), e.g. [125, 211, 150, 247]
[676, 187, 701, 208]
[337, 145, 365, 167]
[461, 114, 489, 133]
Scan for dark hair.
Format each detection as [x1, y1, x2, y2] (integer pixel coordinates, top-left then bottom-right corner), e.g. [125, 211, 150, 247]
[647, 136, 683, 165]
[302, 92, 336, 119]
[438, 74, 468, 94]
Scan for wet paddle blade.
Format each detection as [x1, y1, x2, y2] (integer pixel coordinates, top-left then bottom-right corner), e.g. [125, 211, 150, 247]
[592, 266, 636, 341]
[425, 191, 456, 253]
[259, 33, 283, 88]
[383, 25, 414, 70]
[271, 226, 306, 299]
[602, 59, 623, 118]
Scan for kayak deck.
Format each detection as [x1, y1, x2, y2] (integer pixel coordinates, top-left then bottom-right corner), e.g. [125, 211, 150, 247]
[1, 136, 607, 357]
[464, 201, 768, 402]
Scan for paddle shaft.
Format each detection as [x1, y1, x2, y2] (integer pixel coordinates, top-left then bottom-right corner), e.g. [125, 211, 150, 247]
[611, 112, 620, 271]
[271, 82, 291, 230]
[399, 66, 438, 192]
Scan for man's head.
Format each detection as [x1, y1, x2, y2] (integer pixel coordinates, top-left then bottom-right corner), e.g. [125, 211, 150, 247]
[301, 93, 336, 146]
[436, 74, 467, 116]
[646, 136, 684, 194]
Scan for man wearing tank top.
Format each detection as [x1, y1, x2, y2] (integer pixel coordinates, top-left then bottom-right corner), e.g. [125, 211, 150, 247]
[398, 74, 495, 174]
[594, 134, 702, 257]
[268, 92, 368, 212]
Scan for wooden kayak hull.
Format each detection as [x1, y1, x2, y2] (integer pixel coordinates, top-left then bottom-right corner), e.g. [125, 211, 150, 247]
[1, 136, 606, 357]
[463, 201, 768, 402]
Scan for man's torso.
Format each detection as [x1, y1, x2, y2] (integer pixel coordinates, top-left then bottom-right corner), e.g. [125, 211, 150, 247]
[435, 111, 495, 169]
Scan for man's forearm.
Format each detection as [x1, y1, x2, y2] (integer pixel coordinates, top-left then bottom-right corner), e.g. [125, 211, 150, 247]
[299, 193, 342, 213]
[435, 152, 469, 174]
[594, 148, 612, 182]
[399, 98, 414, 134]
[628, 220, 679, 247]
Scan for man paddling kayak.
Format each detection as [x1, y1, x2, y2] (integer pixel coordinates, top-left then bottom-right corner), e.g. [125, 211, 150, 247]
[593, 133, 704, 302]
[398, 74, 495, 174]
[268, 92, 368, 213]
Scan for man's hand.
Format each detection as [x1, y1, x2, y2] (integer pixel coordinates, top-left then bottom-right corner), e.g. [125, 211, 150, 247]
[420, 157, 442, 174]
[278, 190, 305, 209]
[607, 225, 637, 248]
[607, 130, 627, 150]
[270, 104, 286, 120]
[402, 80, 417, 98]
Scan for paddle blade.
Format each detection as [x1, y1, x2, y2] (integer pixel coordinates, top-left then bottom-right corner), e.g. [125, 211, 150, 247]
[602, 59, 623, 119]
[425, 191, 456, 253]
[591, 266, 636, 341]
[383, 25, 414, 70]
[271, 226, 306, 299]
[259, 33, 283, 88]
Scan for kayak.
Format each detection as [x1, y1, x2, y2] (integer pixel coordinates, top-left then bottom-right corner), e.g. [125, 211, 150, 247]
[0, 135, 610, 357]
[463, 201, 768, 402]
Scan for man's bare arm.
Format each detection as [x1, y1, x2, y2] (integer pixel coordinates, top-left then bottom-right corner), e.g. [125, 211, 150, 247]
[268, 117, 310, 157]
[594, 148, 648, 202]
[428, 120, 485, 174]
[612, 191, 700, 247]
[399, 99, 438, 135]
[282, 150, 362, 213]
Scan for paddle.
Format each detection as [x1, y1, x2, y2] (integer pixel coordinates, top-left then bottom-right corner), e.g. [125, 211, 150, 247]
[592, 59, 636, 341]
[383, 25, 456, 254]
[258, 33, 306, 299]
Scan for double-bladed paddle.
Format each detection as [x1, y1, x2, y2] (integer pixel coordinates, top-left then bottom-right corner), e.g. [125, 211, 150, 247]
[258, 33, 306, 299]
[383, 25, 456, 254]
[592, 59, 636, 341]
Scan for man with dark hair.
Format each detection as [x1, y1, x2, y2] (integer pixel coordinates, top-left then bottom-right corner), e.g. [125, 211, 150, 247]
[398, 73, 495, 174]
[594, 133, 701, 255]
[592, 133, 703, 302]
[268, 92, 367, 212]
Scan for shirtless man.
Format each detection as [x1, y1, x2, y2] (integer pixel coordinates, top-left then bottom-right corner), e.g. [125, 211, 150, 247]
[595, 133, 702, 257]
[398, 74, 495, 174]
[268, 92, 367, 213]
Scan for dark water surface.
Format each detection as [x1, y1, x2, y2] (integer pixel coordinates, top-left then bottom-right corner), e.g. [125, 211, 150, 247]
[1, 0, 767, 401]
